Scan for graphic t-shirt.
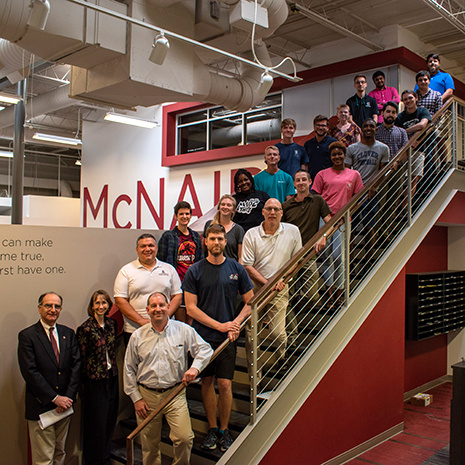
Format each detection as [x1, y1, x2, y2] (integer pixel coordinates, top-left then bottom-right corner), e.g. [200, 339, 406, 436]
[177, 230, 197, 281]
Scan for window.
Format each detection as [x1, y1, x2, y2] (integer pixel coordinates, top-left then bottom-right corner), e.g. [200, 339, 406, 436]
[176, 93, 282, 155]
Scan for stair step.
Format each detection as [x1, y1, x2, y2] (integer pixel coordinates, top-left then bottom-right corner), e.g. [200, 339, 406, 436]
[118, 399, 249, 435]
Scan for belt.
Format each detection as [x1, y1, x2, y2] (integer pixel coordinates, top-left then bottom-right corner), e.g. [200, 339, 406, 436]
[138, 382, 176, 393]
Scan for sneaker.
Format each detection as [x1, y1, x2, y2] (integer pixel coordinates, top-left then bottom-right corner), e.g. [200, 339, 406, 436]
[219, 429, 233, 452]
[201, 428, 218, 450]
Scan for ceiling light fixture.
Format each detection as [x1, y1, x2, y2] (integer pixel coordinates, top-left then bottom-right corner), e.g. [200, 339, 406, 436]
[75, 159, 82, 166]
[149, 32, 170, 65]
[0, 150, 13, 158]
[32, 133, 82, 146]
[104, 112, 159, 129]
[0, 93, 22, 105]
[27, 0, 51, 30]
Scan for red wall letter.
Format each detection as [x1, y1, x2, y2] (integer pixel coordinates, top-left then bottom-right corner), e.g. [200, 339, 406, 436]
[137, 179, 165, 229]
[83, 185, 108, 228]
[112, 194, 133, 229]
[170, 174, 203, 229]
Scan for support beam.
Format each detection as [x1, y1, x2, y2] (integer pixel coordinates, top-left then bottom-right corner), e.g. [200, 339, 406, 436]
[421, 0, 465, 36]
[289, 2, 384, 52]
[12, 80, 26, 225]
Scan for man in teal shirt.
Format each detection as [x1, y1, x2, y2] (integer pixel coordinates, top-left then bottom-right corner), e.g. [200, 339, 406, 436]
[254, 145, 295, 203]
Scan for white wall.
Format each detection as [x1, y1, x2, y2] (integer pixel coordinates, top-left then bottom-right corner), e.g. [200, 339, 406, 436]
[447, 226, 465, 373]
[0, 196, 80, 226]
[0, 224, 147, 464]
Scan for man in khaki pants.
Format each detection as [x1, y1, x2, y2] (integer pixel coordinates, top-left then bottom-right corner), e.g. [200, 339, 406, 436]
[124, 292, 212, 465]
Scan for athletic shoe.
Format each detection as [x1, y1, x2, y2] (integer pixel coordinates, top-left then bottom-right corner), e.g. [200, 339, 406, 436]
[219, 429, 233, 452]
[201, 428, 218, 450]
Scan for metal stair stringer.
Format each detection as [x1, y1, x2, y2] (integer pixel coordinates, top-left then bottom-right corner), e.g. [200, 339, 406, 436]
[217, 168, 465, 465]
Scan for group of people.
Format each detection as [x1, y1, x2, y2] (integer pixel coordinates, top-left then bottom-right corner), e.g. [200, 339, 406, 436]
[17, 53, 455, 465]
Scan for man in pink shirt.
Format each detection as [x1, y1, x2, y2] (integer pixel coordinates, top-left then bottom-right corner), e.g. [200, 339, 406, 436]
[369, 70, 400, 123]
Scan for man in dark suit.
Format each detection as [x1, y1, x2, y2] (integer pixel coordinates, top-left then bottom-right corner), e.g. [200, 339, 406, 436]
[18, 292, 80, 465]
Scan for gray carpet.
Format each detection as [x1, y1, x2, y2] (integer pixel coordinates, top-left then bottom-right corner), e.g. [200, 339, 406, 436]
[420, 445, 449, 464]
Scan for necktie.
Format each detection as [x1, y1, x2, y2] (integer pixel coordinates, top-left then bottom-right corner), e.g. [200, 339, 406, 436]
[49, 327, 60, 364]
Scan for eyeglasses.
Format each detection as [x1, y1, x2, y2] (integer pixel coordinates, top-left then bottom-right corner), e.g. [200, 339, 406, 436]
[42, 304, 62, 310]
[264, 207, 282, 212]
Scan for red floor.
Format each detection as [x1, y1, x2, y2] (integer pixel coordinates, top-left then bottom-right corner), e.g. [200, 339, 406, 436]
[346, 383, 451, 465]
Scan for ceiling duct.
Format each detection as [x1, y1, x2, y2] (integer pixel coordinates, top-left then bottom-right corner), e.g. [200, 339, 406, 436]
[0, 0, 289, 113]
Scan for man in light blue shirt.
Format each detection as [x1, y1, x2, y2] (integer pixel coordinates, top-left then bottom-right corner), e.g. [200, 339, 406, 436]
[254, 145, 295, 203]
[414, 53, 454, 103]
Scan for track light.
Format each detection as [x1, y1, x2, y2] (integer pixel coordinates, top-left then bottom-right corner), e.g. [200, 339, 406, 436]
[149, 33, 170, 65]
[75, 158, 82, 166]
[104, 112, 159, 129]
[257, 71, 274, 99]
[33, 133, 82, 146]
[27, 0, 51, 30]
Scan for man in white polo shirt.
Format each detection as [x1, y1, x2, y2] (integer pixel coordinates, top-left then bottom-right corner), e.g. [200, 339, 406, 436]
[241, 198, 302, 374]
[114, 233, 182, 343]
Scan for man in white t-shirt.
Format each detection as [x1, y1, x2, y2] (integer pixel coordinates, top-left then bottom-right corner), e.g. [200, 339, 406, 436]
[114, 233, 182, 343]
[242, 198, 302, 375]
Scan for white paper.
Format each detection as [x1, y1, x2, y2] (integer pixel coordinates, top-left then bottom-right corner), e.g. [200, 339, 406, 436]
[38, 406, 74, 430]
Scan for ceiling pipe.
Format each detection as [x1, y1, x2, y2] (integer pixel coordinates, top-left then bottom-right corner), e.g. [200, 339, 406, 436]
[0, 84, 75, 129]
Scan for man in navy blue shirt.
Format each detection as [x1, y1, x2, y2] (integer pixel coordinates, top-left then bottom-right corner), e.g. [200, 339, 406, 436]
[276, 118, 308, 177]
[304, 115, 337, 183]
[346, 74, 379, 128]
[184, 223, 253, 453]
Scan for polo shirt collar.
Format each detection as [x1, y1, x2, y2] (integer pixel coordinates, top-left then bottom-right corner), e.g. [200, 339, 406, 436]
[259, 222, 284, 238]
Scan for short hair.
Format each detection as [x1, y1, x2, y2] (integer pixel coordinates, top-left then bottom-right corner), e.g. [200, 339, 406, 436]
[213, 194, 236, 223]
[401, 89, 417, 100]
[383, 101, 398, 113]
[38, 292, 63, 306]
[293, 169, 310, 181]
[354, 74, 367, 83]
[265, 145, 279, 154]
[313, 115, 329, 125]
[426, 53, 440, 63]
[336, 104, 350, 112]
[233, 168, 256, 193]
[372, 70, 385, 81]
[415, 70, 431, 82]
[87, 290, 113, 317]
[362, 118, 376, 127]
[205, 223, 226, 239]
[174, 201, 192, 215]
[136, 233, 156, 247]
[329, 141, 347, 156]
[147, 292, 169, 306]
[281, 118, 296, 130]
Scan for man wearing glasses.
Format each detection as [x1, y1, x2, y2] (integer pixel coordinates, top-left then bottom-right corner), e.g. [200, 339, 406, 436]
[346, 74, 379, 128]
[18, 292, 80, 465]
[242, 198, 302, 375]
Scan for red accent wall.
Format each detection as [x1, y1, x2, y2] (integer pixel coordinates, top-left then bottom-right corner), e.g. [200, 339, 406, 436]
[404, 226, 448, 392]
[260, 226, 450, 464]
[437, 192, 465, 225]
[260, 271, 406, 465]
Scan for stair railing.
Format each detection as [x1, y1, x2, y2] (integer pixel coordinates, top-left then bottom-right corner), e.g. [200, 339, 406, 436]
[248, 97, 464, 422]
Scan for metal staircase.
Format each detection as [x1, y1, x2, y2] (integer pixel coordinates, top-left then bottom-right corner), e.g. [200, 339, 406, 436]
[118, 97, 465, 465]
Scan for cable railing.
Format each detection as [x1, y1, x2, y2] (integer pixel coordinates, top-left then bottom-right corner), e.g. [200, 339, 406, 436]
[248, 97, 464, 422]
[125, 98, 464, 462]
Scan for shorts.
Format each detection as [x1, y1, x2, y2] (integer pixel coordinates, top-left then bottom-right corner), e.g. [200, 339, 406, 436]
[200, 341, 236, 380]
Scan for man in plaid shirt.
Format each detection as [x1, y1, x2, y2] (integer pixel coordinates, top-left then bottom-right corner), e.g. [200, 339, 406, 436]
[416, 71, 443, 117]
[376, 102, 408, 162]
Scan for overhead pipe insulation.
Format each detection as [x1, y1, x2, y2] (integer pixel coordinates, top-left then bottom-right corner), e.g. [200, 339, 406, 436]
[0, 84, 74, 129]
